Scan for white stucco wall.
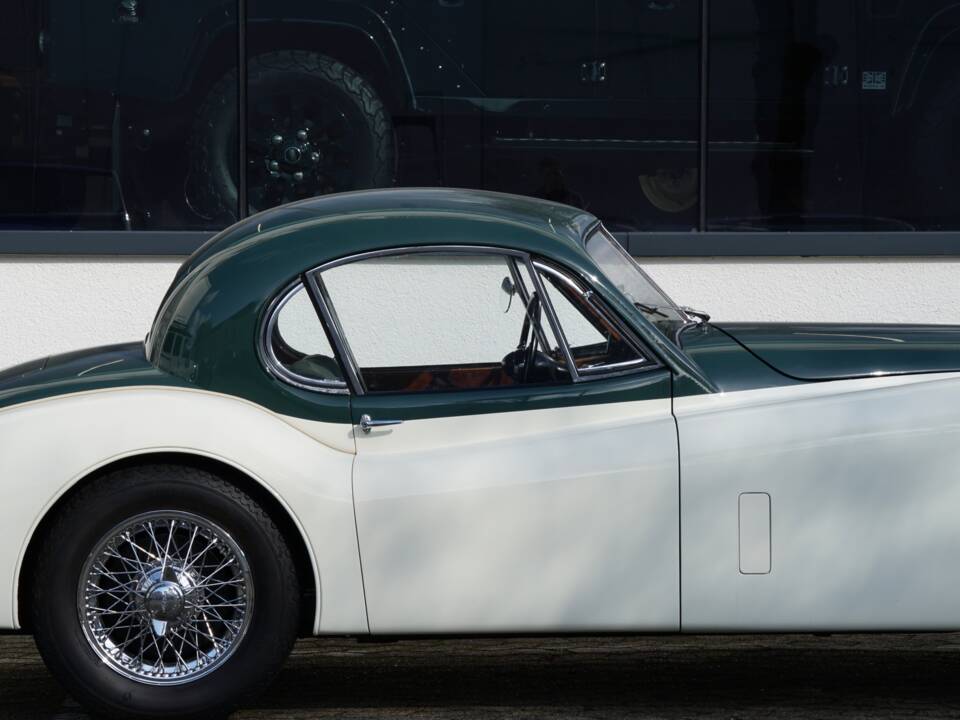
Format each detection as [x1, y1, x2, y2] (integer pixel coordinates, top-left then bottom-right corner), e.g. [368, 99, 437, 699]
[2, 255, 959, 370]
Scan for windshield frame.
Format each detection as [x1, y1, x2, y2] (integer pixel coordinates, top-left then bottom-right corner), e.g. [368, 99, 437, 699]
[583, 225, 698, 346]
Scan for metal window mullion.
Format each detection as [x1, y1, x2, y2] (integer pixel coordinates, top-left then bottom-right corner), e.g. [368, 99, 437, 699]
[507, 256, 553, 355]
[525, 257, 581, 382]
[303, 271, 366, 396]
[535, 258, 661, 375]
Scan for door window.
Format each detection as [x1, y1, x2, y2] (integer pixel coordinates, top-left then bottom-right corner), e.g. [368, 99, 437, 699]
[318, 252, 568, 393]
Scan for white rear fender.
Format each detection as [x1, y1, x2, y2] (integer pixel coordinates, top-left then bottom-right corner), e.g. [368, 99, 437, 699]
[0, 386, 365, 634]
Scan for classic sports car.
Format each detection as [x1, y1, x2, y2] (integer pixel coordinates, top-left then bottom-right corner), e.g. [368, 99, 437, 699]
[2, 188, 960, 718]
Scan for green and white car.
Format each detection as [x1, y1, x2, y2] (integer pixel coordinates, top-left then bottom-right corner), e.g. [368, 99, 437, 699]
[2, 188, 960, 718]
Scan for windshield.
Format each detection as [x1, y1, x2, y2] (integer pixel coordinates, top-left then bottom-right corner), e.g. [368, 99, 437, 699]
[584, 227, 690, 341]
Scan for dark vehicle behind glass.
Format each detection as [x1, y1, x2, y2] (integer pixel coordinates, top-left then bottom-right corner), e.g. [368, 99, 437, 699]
[1, 0, 958, 240]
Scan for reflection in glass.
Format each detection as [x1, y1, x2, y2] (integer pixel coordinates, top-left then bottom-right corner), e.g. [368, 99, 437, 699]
[0, 1, 238, 231]
[708, 0, 960, 232]
[8, 1, 960, 240]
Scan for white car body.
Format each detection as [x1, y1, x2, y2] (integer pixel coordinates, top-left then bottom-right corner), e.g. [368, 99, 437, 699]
[3, 371, 960, 634]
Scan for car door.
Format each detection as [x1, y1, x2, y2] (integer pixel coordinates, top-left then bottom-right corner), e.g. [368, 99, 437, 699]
[312, 246, 679, 634]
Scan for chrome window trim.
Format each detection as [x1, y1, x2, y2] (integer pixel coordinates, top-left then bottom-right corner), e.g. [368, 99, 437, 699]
[525, 257, 581, 382]
[257, 279, 349, 395]
[531, 259, 661, 382]
[507, 256, 567, 375]
[303, 272, 366, 396]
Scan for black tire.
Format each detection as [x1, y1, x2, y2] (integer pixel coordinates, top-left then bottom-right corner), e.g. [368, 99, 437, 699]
[31, 465, 300, 720]
[187, 50, 394, 221]
[912, 75, 960, 229]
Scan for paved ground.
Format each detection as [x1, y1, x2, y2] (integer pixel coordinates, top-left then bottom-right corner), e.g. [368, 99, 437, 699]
[3, 633, 960, 718]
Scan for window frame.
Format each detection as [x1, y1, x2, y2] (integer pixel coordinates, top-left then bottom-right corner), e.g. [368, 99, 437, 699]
[309, 245, 552, 396]
[532, 258, 656, 381]
[288, 245, 661, 397]
[258, 278, 350, 394]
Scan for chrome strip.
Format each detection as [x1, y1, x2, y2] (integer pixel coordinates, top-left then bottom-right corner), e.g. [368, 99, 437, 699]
[526, 257, 581, 382]
[532, 259, 662, 382]
[257, 279, 349, 395]
[304, 272, 366, 396]
[507, 256, 554, 358]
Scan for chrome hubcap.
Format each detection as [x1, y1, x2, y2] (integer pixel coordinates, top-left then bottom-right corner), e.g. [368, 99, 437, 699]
[78, 511, 253, 685]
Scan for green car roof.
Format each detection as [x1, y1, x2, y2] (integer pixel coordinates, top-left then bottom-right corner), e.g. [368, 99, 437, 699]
[174, 187, 598, 285]
[146, 188, 675, 420]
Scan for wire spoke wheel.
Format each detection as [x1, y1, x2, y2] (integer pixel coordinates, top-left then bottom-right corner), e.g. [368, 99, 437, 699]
[78, 511, 254, 685]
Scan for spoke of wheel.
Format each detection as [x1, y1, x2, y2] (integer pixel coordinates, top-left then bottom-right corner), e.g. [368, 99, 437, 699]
[182, 525, 199, 567]
[200, 612, 222, 651]
[194, 605, 242, 635]
[116, 621, 142, 656]
[197, 557, 237, 586]
[191, 600, 246, 611]
[91, 566, 141, 591]
[93, 557, 142, 580]
[166, 635, 189, 675]
[160, 519, 176, 577]
[102, 547, 148, 579]
[123, 532, 161, 567]
[180, 536, 219, 575]
[85, 583, 134, 606]
[90, 592, 135, 617]
[169, 629, 203, 668]
[145, 521, 165, 567]
[191, 577, 243, 592]
[148, 629, 166, 671]
[199, 581, 242, 606]
[169, 523, 192, 565]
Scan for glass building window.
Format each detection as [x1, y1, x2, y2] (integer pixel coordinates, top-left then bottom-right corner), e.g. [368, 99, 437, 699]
[5, 1, 960, 249]
[0, 0, 238, 231]
[707, 0, 960, 232]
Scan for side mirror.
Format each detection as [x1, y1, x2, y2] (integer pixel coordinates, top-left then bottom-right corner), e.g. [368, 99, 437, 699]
[501, 276, 517, 313]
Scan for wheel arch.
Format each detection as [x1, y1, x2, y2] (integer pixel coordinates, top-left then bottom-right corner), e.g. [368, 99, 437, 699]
[16, 450, 319, 637]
